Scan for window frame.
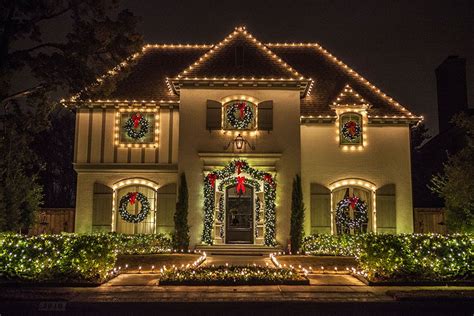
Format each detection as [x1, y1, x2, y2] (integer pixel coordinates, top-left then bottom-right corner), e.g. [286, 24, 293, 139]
[222, 99, 258, 131]
[339, 112, 363, 146]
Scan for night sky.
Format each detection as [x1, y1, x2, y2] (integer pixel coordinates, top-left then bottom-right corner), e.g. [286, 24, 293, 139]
[122, 0, 473, 134]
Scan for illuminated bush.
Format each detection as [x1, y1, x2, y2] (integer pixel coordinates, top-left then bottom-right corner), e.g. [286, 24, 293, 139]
[0, 233, 117, 283]
[303, 233, 474, 281]
[0, 233, 173, 283]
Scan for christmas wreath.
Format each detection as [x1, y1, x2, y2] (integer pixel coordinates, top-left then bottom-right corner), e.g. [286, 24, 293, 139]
[118, 192, 151, 223]
[226, 101, 253, 129]
[124, 113, 149, 140]
[341, 120, 361, 141]
[335, 196, 368, 232]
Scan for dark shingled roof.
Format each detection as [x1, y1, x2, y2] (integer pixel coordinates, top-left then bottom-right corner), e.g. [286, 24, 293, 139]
[85, 28, 419, 119]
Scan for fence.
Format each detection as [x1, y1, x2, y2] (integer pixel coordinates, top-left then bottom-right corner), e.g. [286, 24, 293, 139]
[28, 208, 75, 235]
[413, 208, 447, 234]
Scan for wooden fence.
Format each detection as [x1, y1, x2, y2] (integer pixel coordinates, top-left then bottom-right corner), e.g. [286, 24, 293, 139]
[413, 208, 447, 234]
[28, 208, 75, 235]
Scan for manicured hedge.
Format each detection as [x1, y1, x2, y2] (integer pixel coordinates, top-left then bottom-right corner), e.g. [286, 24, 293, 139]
[0, 233, 173, 283]
[0, 233, 117, 283]
[159, 265, 309, 285]
[111, 233, 172, 255]
[302, 233, 474, 281]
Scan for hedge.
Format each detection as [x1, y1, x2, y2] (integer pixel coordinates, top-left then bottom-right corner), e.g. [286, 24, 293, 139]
[302, 233, 474, 281]
[0, 233, 173, 283]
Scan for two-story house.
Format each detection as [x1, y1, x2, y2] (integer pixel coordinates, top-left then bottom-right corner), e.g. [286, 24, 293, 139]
[66, 26, 421, 249]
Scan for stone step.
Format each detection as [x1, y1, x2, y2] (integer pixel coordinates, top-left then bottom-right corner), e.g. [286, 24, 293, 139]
[195, 244, 282, 255]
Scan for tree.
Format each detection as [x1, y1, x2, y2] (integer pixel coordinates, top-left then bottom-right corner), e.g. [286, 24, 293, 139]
[173, 173, 190, 250]
[0, 0, 142, 231]
[430, 113, 474, 232]
[290, 175, 305, 254]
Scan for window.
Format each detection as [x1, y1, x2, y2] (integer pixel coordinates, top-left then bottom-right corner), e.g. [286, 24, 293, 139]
[339, 113, 362, 145]
[332, 186, 372, 234]
[115, 185, 156, 234]
[115, 110, 158, 147]
[223, 100, 257, 130]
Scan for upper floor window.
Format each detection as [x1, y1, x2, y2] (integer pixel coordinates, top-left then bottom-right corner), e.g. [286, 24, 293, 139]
[115, 109, 159, 148]
[339, 112, 362, 145]
[223, 100, 257, 130]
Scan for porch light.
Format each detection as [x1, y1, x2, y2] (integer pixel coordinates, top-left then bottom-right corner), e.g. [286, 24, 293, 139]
[224, 134, 255, 150]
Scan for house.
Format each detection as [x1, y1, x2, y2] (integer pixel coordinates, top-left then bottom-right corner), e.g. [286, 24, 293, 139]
[66, 26, 421, 249]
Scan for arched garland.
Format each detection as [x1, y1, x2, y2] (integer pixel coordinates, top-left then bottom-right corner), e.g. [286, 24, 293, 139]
[341, 120, 361, 142]
[118, 192, 151, 223]
[335, 196, 368, 233]
[202, 160, 276, 246]
[124, 112, 149, 140]
[226, 101, 253, 129]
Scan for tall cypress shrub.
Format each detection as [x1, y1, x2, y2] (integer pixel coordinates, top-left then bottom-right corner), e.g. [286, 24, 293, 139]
[290, 175, 305, 253]
[173, 173, 190, 249]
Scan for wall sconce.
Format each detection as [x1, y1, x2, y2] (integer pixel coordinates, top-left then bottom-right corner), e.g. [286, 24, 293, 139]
[224, 134, 255, 151]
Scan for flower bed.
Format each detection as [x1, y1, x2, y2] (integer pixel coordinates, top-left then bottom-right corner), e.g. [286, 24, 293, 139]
[302, 233, 474, 282]
[159, 265, 309, 285]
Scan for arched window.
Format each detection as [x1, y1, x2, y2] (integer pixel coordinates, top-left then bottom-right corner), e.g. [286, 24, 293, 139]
[223, 100, 257, 130]
[339, 112, 363, 145]
[332, 185, 374, 234]
[114, 183, 157, 234]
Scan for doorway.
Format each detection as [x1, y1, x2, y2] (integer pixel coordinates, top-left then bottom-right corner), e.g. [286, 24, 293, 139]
[225, 184, 254, 244]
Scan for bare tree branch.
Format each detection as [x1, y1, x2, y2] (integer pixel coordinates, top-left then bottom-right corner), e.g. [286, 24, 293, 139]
[0, 85, 43, 105]
[13, 42, 65, 55]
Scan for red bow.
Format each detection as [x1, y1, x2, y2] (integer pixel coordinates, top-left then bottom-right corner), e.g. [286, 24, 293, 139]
[207, 174, 217, 187]
[346, 121, 357, 136]
[236, 176, 246, 194]
[237, 102, 246, 119]
[263, 174, 273, 185]
[129, 192, 138, 205]
[349, 196, 359, 209]
[132, 113, 142, 128]
[235, 161, 244, 174]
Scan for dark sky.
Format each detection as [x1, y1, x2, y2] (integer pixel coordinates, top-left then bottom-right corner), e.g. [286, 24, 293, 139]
[122, 0, 473, 135]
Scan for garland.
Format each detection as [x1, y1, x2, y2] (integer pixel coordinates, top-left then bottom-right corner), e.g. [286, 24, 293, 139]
[118, 192, 151, 223]
[335, 196, 368, 233]
[255, 197, 261, 238]
[124, 112, 150, 140]
[218, 196, 225, 239]
[226, 101, 253, 129]
[202, 160, 276, 246]
[341, 120, 361, 141]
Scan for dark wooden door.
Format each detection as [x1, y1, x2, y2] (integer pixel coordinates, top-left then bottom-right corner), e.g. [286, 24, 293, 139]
[226, 185, 253, 244]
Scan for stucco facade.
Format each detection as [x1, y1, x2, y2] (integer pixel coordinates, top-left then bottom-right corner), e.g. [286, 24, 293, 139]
[71, 26, 420, 249]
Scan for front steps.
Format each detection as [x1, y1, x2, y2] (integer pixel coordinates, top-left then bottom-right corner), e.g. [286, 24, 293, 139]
[195, 244, 282, 256]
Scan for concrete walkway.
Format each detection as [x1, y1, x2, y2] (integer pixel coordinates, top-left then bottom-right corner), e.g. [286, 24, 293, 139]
[204, 254, 272, 267]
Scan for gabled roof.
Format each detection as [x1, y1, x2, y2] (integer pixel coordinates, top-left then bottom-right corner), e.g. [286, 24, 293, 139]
[330, 85, 371, 108]
[175, 27, 303, 80]
[64, 27, 422, 122]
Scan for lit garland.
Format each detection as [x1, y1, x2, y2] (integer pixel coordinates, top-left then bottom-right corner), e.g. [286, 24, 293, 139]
[225, 101, 253, 129]
[341, 120, 361, 142]
[335, 196, 368, 233]
[255, 197, 261, 238]
[218, 196, 225, 239]
[202, 160, 276, 246]
[123, 112, 149, 139]
[158, 265, 308, 285]
[118, 192, 151, 223]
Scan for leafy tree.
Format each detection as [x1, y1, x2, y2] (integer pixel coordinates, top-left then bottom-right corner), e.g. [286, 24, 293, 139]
[290, 175, 305, 253]
[430, 113, 474, 232]
[0, 0, 142, 231]
[173, 173, 190, 250]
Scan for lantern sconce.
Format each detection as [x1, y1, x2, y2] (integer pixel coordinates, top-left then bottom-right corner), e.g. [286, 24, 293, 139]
[224, 134, 255, 151]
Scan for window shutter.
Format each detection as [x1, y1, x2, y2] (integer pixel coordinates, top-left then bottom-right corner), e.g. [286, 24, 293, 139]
[376, 184, 396, 234]
[92, 183, 113, 232]
[310, 183, 331, 234]
[206, 99, 222, 130]
[258, 100, 273, 131]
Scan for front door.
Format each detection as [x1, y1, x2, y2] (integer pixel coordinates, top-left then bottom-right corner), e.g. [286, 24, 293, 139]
[226, 185, 253, 244]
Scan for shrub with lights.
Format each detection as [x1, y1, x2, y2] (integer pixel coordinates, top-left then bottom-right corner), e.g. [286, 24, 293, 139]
[111, 233, 172, 255]
[202, 160, 276, 246]
[159, 265, 308, 285]
[303, 233, 473, 281]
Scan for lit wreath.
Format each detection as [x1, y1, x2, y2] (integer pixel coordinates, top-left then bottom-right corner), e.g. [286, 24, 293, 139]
[226, 102, 253, 129]
[118, 192, 151, 223]
[335, 196, 368, 232]
[341, 120, 361, 141]
[124, 113, 149, 140]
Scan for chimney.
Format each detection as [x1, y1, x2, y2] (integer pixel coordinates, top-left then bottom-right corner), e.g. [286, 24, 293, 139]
[435, 56, 468, 133]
